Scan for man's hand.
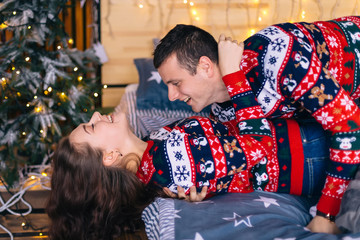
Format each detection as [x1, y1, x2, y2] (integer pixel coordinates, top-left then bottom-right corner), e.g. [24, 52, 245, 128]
[306, 216, 341, 234]
[163, 186, 208, 202]
[218, 34, 244, 77]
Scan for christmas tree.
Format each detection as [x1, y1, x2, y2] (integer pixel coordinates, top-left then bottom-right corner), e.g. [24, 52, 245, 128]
[0, 0, 101, 186]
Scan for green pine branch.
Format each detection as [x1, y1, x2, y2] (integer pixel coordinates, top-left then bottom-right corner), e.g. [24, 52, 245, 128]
[0, 0, 101, 186]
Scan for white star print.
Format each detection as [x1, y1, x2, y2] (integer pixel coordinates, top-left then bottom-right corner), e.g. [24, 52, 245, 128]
[147, 71, 162, 84]
[254, 195, 280, 208]
[193, 200, 214, 205]
[194, 232, 205, 240]
[174, 209, 182, 218]
[223, 212, 253, 227]
[342, 237, 360, 240]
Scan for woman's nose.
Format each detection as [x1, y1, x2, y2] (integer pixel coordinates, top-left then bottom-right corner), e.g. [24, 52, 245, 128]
[89, 111, 101, 123]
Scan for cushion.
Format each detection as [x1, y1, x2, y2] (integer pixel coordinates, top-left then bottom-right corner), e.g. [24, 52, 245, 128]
[134, 58, 198, 111]
[142, 192, 360, 239]
[117, 83, 210, 138]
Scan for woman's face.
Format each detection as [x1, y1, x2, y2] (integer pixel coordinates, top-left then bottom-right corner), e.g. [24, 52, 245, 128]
[69, 111, 129, 154]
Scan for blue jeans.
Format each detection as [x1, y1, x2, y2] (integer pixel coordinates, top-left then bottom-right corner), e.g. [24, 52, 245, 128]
[298, 119, 329, 197]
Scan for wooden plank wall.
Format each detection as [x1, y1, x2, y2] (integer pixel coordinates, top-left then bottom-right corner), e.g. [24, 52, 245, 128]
[61, 0, 95, 51]
[100, 0, 360, 108]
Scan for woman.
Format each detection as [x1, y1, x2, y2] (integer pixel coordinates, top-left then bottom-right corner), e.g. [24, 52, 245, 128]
[47, 108, 339, 239]
[46, 120, 162, 239]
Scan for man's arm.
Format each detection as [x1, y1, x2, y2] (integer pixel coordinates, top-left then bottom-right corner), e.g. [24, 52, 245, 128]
[217, 35, 274, 166]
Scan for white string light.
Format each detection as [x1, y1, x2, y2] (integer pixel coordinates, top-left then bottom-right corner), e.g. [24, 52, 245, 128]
[2, 0, 358, 238]
[0, 169, 50, 239]
[104, 0, 360, 42]
[352, 0, 359, 15]
[226, 0, 235, 38]
[316, 0, 323, 20]
[331, 0, 341, 19]
[0, 158, 51, 238]
[0, 224, 13, 240]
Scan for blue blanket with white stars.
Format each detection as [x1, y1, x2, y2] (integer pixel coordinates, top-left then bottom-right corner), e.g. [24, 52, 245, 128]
[142, 191, 360, 240]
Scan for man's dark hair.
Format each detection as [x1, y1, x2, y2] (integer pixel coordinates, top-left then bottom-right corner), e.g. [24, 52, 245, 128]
[153, 24, 218, 75]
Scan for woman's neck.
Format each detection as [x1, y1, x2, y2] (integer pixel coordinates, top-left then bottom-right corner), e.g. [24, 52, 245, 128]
[127, 130, 148, 159]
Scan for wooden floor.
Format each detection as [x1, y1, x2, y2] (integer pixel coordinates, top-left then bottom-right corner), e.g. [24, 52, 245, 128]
[0, 190, 50, 239]
[0, 190, 148, 240]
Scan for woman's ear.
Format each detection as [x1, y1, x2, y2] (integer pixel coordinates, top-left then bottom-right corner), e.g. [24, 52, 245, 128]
[102, 150, 121, 166]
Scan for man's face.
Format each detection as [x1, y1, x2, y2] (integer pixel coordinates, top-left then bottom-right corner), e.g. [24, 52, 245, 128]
[158, 53, 217, 113]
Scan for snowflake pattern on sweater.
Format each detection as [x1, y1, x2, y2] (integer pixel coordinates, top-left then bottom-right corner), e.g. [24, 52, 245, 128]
[225, 16, 360, 216]
[136, 116, 273, 195]
[136, 116, 328, 202]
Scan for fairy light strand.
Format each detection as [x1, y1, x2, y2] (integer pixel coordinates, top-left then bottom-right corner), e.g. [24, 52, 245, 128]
[226, 0, 235, 38]
[316, 0, 323, 20]
[0, 170, 51, 239]
[123, 0, 360, 43]
[331, 0, 341, 19]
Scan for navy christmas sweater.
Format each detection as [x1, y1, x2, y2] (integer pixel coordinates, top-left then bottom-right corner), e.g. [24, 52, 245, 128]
[221, 16, 360, 216]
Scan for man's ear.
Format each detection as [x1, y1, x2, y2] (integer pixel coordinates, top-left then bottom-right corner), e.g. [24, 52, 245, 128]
[102, 150, 121, 166]
[198, 56, 215, 77]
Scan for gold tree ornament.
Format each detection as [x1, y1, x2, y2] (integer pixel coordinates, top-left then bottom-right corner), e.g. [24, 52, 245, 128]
[0, 22, 7, 29]
[57, 92, 68, 102]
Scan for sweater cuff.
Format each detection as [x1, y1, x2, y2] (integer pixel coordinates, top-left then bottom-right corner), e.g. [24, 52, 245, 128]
[222, 70, 251, 92]
[316, 194, 342, 217]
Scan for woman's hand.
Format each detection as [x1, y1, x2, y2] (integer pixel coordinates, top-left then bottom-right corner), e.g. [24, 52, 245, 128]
[306, 216, 341, 234]
[163, 186, 208, 202]
[218, 34, 244, 77]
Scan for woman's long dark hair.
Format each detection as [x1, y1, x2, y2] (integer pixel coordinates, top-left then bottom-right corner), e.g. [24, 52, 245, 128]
[46, 137, 162, 240]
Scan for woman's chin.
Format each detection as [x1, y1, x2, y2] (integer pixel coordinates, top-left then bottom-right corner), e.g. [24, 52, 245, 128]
[112, 111, 126, 123]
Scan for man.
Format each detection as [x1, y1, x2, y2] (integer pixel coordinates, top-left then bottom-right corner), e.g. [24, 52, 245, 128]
[153, 16, 360, 234]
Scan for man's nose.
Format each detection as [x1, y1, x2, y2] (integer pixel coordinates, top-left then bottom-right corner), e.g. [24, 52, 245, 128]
[168, 86, 180, 102]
